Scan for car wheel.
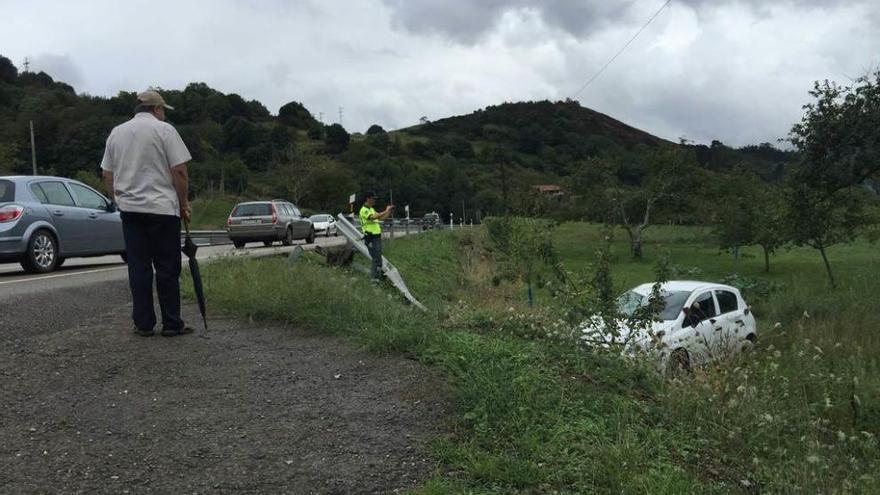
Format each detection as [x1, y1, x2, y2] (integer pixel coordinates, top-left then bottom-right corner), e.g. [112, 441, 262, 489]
[282, 228, 293, 246]
[740, 334, 757, 353]
[666, 348, 691, 376]
[233, 240, 246, 249]
[306, 228, 316, 244]
[263, 240, 274, 247]
[21, 230, 59, 273]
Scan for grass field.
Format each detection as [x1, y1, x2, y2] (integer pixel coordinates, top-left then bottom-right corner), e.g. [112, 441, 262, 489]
[186, 223, 879, 494]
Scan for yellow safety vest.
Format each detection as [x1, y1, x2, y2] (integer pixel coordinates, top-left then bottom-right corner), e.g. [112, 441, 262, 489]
[359, 205, 381, 235]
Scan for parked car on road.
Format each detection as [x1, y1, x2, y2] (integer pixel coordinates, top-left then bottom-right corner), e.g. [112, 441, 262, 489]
[309, 214, 338, 237]
[226, 200, 315, 248]
[0, 175, 126, 273]
[580, 281, 758, 372]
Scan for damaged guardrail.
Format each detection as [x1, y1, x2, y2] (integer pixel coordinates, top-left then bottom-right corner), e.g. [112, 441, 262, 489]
[335, 213, 427, 311]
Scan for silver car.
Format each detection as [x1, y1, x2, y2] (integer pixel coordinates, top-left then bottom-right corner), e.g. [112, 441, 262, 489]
[0, 176, 125, 273]
[226, 200, 315, 248]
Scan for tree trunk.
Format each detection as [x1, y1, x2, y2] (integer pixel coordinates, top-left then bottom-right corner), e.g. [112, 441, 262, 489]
[762, 245, 770, 273]
[817, 243, 836, 289]
[631, 230, 643, 259]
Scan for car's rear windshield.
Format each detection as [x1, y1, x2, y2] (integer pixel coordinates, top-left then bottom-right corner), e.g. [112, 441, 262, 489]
[617, 290, 692, 321]
[0, 180, 14, 203]
[310, 214, 330, 222]
[232, 203, 272, 216]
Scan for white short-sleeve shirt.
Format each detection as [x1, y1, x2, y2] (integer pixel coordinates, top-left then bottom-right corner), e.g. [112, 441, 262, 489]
[100, 113, 192, 217]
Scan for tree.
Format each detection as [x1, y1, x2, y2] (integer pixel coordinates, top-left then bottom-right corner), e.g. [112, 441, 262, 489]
[786, 72, 880, 287]
[278, 101, 317, 129]
[712, 170, 786, 272]
[608, 147, 694, 259]
[221, 116, 256, 153]
[0, 55, 17, 83]
[366, 124, 385, 135]
[324, 124, 350, 154]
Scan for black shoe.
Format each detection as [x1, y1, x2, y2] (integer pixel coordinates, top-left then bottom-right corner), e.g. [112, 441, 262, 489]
[161, 325, 195, 337]
[133, 327, 155, 337]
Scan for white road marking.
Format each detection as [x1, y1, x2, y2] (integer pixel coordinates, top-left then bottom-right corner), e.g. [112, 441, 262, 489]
[0, 266, 128, 286]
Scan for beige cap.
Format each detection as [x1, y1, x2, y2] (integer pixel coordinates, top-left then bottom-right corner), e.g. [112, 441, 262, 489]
[137, 89, 174, 110]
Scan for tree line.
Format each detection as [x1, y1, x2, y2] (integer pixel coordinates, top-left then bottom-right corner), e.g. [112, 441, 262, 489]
[1, 54, 877, 285]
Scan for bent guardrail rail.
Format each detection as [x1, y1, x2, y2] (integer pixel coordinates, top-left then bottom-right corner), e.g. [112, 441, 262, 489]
[335, 213, 426, 311]
[180, 230, 231, 246]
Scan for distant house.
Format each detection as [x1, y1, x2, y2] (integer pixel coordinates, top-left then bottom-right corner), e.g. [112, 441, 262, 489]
[533, 184, 565, 198]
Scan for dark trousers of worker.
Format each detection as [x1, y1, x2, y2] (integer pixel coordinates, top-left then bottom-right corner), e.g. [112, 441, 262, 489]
[363, 233, 383, 280]
[120, 211, 184, 332]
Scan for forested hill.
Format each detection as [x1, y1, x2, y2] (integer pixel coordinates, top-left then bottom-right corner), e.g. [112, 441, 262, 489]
[0, 53, 797, 220]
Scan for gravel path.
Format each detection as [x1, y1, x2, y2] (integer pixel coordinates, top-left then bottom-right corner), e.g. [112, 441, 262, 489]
[0, 281, 448, 494]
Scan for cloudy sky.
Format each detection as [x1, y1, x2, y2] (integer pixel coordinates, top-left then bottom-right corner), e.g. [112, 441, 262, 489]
[1, 0, 877, 146]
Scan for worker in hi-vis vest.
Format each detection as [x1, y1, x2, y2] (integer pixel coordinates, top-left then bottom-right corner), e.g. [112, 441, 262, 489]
[359, 191, 394, 281]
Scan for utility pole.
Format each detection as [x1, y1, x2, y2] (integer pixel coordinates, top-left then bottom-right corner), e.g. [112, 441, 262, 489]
[338, 107, 343, 127]
[29, 121, 37, 175]
[501, 161, 509, 215]
[23, 57, 30, 73]
[318, 111, 323, 124]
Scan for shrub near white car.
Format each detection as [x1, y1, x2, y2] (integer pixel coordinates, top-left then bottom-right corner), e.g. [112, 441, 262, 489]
[581, 281, 758, 371]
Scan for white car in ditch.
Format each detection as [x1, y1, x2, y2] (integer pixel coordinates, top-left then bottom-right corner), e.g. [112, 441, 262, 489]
[581, 281, 758, 371]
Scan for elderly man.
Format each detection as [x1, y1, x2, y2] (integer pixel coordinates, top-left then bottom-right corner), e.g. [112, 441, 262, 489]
[101, 89, 194, 337]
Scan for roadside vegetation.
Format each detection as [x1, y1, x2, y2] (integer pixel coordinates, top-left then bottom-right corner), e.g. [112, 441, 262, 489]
[187, 223, 879, 494]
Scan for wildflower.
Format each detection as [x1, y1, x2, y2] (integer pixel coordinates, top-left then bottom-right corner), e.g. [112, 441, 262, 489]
[762, 413, 773, 423]
[736, 385, 746, 394]
[773, 350, 782, 358]
[806, 455, 820, 464]
[824, 397, 832, 409]
[837, 431, 847, 442]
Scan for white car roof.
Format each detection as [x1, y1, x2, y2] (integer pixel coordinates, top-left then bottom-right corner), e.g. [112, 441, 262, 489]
[629, 280, 740, 296]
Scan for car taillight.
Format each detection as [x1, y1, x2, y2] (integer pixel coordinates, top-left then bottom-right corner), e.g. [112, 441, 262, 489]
[0, 205, 24, 223]
[271, 204, 278, 224]
[227, 216, 233, 227]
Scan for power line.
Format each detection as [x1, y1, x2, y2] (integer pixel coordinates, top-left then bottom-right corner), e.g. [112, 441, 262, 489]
[571, 0, 672, 99]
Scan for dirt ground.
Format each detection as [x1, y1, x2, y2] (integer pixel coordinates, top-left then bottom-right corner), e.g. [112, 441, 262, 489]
[0, 281, 449, 494]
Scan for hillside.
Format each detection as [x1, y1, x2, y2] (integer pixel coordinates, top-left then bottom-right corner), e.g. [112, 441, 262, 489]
[0, 53, 797, 222]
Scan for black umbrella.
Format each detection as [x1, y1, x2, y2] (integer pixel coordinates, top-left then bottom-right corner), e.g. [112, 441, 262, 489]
[182, 219, 208, 332]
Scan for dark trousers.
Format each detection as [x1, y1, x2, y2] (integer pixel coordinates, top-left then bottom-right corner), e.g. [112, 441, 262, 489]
[120, 212, 183, 331]
[363, 233, 383, 279]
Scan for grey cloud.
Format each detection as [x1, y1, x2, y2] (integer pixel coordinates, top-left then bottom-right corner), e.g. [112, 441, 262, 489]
[381, 0, 636, 42]
[29, 54, 85, 89]
[382, 0, 876, 42]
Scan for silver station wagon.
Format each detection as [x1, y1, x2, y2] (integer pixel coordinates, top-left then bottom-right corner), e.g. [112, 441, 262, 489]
[0, 176, 125, 273]
[226, 200, 315, 248]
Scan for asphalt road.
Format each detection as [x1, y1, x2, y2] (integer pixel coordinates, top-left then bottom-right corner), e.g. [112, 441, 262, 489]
[0, 235, 348, 298]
